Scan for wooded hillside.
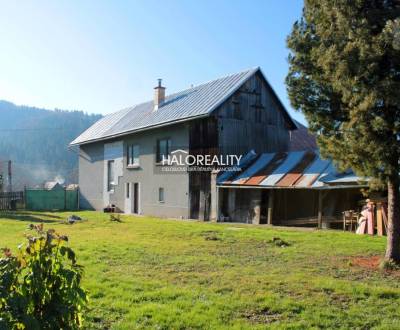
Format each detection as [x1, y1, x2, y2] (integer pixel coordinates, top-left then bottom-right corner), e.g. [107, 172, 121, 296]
[0, 100, 101, 189]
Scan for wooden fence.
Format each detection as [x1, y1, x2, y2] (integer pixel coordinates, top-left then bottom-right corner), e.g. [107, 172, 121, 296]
[0, 191, 24, 210]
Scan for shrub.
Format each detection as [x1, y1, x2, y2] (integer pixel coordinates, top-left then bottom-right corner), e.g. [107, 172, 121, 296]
[0, 224, 88, 329]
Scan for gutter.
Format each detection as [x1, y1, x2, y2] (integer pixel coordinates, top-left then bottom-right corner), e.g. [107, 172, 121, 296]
[69, 112, 210, 146]
[216, 184, 368, 190]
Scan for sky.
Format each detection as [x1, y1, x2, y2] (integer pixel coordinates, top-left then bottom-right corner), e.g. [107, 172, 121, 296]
[0, 0, 305, 124]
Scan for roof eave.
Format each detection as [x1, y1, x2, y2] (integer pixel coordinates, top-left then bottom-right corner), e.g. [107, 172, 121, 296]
[69, 112, 210, 146]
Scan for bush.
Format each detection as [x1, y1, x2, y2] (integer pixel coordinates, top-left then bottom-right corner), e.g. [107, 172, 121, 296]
[0, 224, 88, 329]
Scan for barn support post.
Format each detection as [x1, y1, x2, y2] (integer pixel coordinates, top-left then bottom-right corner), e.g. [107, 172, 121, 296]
[210, 170, 218, 222]
[198, 190, 205, 221]
[318, 190, 323, 229]
[267, 189, 274, 225]
[251, 190, 262, 225]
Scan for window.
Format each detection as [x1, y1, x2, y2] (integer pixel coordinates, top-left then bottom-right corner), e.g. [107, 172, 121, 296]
[127, 144, 140, 166]
[156, 138, 171, 163]
[232, 97, 242, 120]
[107, 160, 115, 191]
[158, 187, 165, 203]
[126, 182, 130, 198]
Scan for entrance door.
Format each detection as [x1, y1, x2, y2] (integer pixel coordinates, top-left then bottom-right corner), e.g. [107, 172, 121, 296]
[133, 183, 139, 214]
[125, 182, 132, 214]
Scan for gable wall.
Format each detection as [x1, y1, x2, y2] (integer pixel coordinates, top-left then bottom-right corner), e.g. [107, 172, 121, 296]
[215, 72, 290, 156]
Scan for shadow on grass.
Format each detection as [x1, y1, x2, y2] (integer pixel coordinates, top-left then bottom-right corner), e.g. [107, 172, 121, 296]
[0, 212, 60, 223]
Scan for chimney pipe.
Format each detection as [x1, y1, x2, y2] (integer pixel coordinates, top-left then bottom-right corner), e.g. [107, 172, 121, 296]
[154, 79, 166, 111]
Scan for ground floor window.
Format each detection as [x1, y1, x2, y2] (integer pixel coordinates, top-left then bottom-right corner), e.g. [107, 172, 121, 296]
[158, 187, 165, 203]
[107, 160, 115, 191]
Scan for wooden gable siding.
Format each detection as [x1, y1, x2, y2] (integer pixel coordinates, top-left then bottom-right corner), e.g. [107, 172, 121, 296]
[215, 72, 290, 156]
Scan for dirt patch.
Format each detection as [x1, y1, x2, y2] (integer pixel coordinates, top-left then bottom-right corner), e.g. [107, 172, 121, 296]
[200, 231, 221, 241]
[242, 307, 282, 324]
[351, 256, 381, 270]
[349, 255, 400, 276]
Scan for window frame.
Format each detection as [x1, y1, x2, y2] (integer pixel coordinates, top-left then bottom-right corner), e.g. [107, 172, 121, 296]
[232, 96, 242, 120]
[127, 144, 140, 167]
[156, 138, 171, 164]
[107, 160, 115, 192]
[158, 187, 165, 203]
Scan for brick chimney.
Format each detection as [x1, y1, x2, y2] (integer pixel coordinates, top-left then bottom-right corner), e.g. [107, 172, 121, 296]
[154, 79, 165, 111]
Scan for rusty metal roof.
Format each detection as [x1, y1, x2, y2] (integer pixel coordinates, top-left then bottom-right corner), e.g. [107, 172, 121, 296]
[217, 150, 367, 189]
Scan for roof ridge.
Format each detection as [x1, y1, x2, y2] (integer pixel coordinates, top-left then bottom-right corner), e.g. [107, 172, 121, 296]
[174, 66, 259, 94]
[102, 67, 260, 117]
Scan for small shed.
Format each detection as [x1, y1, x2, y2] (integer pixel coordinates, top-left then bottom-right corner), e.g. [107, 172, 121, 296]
[215, 150, 368, 228]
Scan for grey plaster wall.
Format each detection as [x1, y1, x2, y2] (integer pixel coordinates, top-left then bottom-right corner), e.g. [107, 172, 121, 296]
[78, 123, 190, 218]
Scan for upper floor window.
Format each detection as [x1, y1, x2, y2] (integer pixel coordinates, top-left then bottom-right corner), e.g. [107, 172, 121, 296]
[232, 96, 242, 120]
[107, 160, 115, 191]
[156, 138, 171, 163]
[127, 144, 140, 167]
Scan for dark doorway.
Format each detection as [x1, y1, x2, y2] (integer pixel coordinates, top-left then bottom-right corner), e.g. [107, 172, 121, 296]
[133, 183, 139, 214]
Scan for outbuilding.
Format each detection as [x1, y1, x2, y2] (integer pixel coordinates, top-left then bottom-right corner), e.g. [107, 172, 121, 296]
[215, 150, 368, 228]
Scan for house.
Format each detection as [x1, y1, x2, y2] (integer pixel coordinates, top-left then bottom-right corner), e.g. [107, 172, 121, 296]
[70, 67, 297, 219]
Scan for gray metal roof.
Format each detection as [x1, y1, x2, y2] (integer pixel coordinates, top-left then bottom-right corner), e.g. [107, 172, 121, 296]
[70, 67, 294, 145]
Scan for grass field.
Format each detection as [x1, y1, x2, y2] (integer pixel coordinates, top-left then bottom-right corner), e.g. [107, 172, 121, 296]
[1, 211, 399, 329]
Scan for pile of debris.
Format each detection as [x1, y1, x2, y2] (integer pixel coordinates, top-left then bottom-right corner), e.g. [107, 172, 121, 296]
[66, 214, 83, 225]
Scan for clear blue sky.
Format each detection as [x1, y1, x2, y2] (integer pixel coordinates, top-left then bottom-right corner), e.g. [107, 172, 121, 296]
[0, 0, 305, 123]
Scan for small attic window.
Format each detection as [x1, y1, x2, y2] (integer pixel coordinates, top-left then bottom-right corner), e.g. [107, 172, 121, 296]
[232, 96, 242, 120]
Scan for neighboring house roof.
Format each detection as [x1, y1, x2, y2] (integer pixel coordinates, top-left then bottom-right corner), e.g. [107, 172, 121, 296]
[70, 67, 296, 146]
[289, 120, 317, 151]
[44, 181, 63, 190]
[66, 184, 79, 190]
[217, 150, 367, 189]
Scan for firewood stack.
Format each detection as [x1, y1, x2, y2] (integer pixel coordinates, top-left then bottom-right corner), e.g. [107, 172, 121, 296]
[355, 198, 387, 236]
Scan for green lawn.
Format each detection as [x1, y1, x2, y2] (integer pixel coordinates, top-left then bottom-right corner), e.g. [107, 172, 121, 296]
[1, 211, 399, 329]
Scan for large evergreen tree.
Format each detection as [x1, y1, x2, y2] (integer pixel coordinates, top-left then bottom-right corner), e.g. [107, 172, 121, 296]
[286, 0, 400, 262]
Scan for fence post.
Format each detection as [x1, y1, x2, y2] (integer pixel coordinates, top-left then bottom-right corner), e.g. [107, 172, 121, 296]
[24, 186, 27, 210]
[77, 187, 80, 210]
[64, 188, 67, 210]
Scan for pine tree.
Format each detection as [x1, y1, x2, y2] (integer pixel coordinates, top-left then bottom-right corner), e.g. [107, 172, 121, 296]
[286, 0, 400, 262]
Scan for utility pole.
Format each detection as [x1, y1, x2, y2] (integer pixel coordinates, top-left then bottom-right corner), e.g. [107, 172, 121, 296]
[7, 160, 12, 192]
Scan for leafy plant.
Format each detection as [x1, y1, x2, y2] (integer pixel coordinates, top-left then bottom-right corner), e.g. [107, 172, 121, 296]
[109, 214, 122, 223]
[0, 224, 88, 329]
[268, 237, 290, 248]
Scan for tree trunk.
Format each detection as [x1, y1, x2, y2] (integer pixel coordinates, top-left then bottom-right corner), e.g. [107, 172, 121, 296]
[385, 176, 400, 263]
